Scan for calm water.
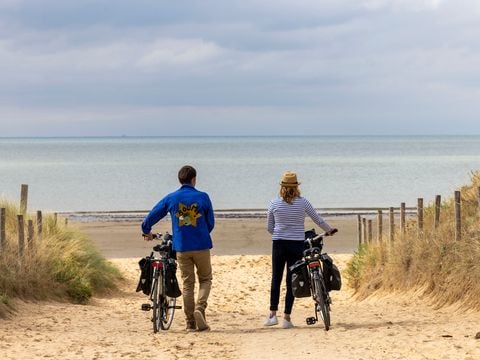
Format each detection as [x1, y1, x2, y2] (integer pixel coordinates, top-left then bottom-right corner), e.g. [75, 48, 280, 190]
[0, 136, 479, 212]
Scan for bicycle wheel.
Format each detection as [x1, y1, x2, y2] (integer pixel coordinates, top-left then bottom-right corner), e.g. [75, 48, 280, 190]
[159, 295, 176, 330]
[312, 272, 330, 331]
[151, 274, 161, 333]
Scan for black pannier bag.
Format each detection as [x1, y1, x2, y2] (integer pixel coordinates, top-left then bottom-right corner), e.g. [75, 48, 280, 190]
[165, 259, 182, 298]
[289, 260, 311, 298]
[136, 256, 154, 295]
[321, 254, 342, 291]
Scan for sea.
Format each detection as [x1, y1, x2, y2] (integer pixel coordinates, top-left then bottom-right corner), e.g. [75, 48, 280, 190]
[1, 136, 479, 216]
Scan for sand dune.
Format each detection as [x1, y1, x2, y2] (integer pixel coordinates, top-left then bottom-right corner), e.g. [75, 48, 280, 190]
[1, 219, 480, 359]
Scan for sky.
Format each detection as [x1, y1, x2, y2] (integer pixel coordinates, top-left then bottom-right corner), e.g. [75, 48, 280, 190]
[1, 0, 480, 136]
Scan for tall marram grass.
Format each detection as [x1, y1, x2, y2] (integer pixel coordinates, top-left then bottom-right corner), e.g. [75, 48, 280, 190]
[346, 171, 480, 310]
[0, 200, 122, 317]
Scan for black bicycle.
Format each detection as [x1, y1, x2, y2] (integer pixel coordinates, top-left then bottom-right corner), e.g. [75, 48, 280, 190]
[303, 228, 338, 331]
[141, 232, 181, 332]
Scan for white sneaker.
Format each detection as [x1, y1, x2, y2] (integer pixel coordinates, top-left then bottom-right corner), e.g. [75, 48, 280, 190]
[264, 315, 278, 326]
[282, 319, 294, 329]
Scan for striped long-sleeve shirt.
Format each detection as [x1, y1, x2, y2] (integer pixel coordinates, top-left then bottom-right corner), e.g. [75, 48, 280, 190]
[267, 196, 332, 241]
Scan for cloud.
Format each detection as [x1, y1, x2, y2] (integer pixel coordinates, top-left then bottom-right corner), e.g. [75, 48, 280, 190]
[362, 0, 445, 12]
[0, 0, 22, 9]
[136, 38, 223, 69]
[1, 1, 480, 135]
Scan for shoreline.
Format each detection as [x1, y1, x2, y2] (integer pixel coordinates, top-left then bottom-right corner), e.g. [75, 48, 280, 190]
[61, 207, 417, 223]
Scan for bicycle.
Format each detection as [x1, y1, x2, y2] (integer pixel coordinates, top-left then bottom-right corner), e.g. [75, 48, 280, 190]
[140, 232, 181, 333]
[303, 228, 338, 331]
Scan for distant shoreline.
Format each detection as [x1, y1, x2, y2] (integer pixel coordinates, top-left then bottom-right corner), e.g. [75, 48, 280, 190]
[2, 134, 479, 139]
[62, 207, 417, 222]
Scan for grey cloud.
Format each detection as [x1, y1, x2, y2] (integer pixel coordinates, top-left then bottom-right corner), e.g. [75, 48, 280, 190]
[1, 0, 480, 135]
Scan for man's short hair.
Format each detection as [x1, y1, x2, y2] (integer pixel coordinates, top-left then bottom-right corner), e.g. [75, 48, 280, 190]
[178, 165, 197, 184]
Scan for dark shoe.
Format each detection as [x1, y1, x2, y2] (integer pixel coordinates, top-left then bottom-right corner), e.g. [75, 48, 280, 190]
[194, 309, 210, 331]
[185, 320, 196, 332]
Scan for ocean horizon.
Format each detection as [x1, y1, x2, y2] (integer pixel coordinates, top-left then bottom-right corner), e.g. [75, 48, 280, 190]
[1, 135, 479, 213]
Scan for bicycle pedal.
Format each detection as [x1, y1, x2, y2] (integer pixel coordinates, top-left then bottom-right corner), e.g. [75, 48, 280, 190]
[173, 306, 182, 309]
[306, 317, 317, 325]
[141, 303, 152, 311]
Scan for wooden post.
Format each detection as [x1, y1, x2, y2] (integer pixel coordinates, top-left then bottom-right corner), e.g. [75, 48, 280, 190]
[367, 219, 373, 243]
[357, 214, 362, 245]
[54, 212, 58, 226]
[37, 210, 43, 240]
[17, 215, 25, 257]
[362, 217, 367, 244]
[455, 191, 461, 241]
[389, 207, 395, 243]
[400, 202, 406, 239]
[377, 210, 383, 242]
[434, 195, 441, 230]
[0, 208, 6, 251]
[27, 219, 34, 251]
[417, 198, 424, 240]
[65, 218, 68, 226]
[20, 184, 28, 214]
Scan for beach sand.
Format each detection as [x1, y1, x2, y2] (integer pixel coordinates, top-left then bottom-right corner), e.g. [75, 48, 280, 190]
[1, 217, 480, 359]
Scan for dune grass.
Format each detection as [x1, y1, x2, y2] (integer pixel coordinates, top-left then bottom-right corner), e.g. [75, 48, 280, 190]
[0, 200, 122, 317]
[346, 171, 480, 310]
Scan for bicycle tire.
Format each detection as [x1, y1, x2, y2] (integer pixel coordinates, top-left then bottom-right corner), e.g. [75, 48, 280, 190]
[159, 295, 176, 330]
[151, 274, 161, 333]
[312, 272, 330, 331]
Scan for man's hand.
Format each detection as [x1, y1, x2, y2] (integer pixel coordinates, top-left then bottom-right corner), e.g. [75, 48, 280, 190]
[143, 233, 153, 241]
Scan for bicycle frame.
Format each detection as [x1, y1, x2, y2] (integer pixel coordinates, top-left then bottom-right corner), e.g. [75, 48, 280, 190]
[141, 233, 179, 333]
[303, 231, 334, 330]
[150, 257, 166, 305]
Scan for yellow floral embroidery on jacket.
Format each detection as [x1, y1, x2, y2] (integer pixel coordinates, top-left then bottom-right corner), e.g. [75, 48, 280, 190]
[175, 203, 202, 227]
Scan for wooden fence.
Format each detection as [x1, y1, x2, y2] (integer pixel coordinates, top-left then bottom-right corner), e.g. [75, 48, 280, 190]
[0, 184, 64, 256]
[357, 189, 478, 245]
[3, 184, 477, 254]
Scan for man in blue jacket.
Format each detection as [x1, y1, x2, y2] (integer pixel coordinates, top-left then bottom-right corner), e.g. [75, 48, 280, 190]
[142, 165, 215, 331]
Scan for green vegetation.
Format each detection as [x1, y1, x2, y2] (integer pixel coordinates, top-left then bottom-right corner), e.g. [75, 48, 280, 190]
[0, 200, 122, 317]
[346, 171, 480, 309]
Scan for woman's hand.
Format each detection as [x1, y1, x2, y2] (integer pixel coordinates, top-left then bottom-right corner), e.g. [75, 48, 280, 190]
[326, 228, 338, 236]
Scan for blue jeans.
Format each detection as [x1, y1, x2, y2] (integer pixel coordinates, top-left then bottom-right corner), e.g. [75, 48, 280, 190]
[269, 240, 304, 314]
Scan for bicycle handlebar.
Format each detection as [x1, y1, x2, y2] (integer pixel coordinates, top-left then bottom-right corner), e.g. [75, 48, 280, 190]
[303, 228, 338, 257]
[152, 232, 172, 241]
[311, 228, 338, 240]
[142, 232, 172, 241]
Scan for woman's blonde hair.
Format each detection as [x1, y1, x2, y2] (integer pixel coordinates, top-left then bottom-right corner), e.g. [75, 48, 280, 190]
[280, 185, 300, 204]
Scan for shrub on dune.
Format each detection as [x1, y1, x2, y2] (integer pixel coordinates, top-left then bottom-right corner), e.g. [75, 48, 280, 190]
[0, 200, 122, 317]
[346, 171, 480, 309]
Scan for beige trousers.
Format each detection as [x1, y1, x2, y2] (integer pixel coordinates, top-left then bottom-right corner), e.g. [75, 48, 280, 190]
[176, 249, 212, 323]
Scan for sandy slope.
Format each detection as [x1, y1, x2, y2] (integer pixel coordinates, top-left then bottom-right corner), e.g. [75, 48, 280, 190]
[1, 253, 480, 360]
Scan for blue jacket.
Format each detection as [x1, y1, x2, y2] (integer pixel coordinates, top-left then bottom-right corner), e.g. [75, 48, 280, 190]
[141, 184, 214, 252]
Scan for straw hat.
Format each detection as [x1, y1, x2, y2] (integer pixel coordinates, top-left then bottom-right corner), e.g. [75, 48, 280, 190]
[280, 171, 300, 187]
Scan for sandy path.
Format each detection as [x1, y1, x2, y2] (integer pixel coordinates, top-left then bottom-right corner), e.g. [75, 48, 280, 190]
[1, 254, 480, 359]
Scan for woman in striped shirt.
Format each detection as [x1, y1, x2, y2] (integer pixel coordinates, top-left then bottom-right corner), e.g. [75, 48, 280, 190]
[264, 171, 337, 329]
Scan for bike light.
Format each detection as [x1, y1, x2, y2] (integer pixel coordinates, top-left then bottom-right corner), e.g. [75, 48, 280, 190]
[152, 261, 163, 268]
[308, 261, 320, 268]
